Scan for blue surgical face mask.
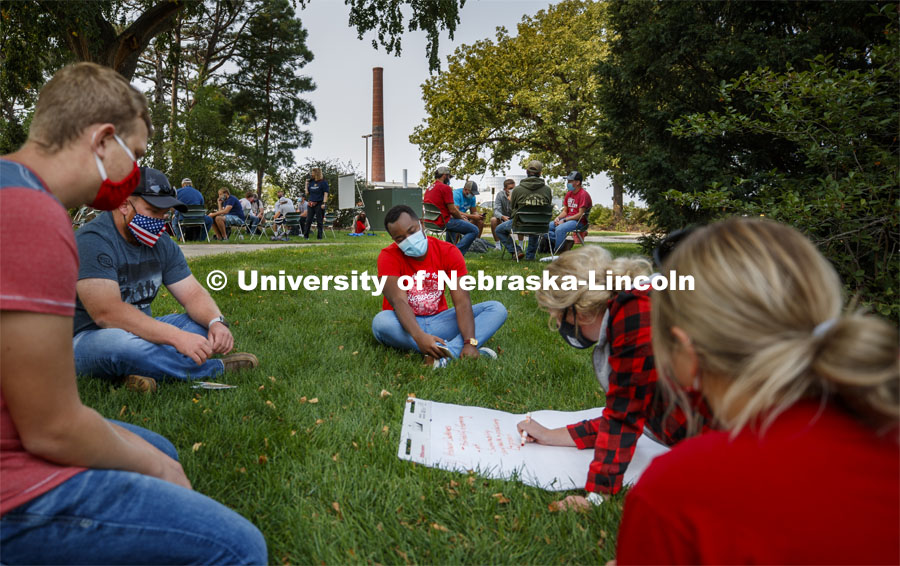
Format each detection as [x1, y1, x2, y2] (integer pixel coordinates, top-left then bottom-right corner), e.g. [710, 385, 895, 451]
[566, 183, 575, 192]
[398, 225, 428, 257]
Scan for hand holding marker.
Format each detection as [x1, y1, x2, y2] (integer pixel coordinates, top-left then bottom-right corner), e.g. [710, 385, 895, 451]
[520, 413, 531, 447]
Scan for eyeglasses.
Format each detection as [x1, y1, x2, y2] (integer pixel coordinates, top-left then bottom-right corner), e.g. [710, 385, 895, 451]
[652, 226, 700, 268]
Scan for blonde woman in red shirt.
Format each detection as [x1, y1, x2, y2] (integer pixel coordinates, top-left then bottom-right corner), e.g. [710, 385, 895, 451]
[615, 217, 899, 564]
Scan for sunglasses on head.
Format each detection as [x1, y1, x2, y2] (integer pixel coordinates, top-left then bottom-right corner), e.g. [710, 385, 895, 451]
[143, 183, 174, 196]
[652, 226, 700, 268]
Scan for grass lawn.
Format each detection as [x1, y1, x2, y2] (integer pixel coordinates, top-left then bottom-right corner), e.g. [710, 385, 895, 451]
[78, 235, 644, 564]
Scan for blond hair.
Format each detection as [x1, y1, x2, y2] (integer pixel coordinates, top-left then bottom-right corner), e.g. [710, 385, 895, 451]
[653, 217, 899, 434]
[28, 62, 152, 153]
[535, 245, 652, 328]
[310, 167, 323, 182]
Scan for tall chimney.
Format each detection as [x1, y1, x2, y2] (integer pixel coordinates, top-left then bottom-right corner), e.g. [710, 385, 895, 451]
[372, 67, 385, 182]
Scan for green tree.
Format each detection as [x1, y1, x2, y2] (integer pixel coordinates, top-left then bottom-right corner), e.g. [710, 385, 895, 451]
[667, 16, 899, 317]
[230, 0, 315, 192]
[410, 0, 608, 187]
[596, 0, 890, 237]
[335, 0, 465, 72]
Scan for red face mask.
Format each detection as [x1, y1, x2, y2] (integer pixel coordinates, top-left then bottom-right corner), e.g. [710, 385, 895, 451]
[90, 134, 140, 210]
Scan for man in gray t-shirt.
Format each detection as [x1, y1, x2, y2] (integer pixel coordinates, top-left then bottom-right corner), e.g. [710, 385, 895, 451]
[490, 178, 515, 250]
[73, 167, 259, 390]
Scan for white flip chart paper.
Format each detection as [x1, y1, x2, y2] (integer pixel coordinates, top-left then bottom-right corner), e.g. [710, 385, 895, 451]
[397, 397, 669, 492]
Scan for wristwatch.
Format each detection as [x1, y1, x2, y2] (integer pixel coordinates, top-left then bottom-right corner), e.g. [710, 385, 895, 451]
[208, 315, 229, 329]
[467, 337, 479, 347]
[586, 492, 604, 506]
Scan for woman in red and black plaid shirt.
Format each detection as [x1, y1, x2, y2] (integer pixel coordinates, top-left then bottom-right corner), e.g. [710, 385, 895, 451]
[518, 245, 713, 510]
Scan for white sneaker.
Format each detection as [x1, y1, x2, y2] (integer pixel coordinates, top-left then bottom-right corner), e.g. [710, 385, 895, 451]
[478, 347, 497, 359]
[494, 242, 502, 250]
[432, 357, 450, 370]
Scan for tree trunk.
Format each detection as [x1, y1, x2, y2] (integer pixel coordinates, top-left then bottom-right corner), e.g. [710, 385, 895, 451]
[612, 167, 624, 223]
[169, 15, 181, 165]
[41, 1, 185, 80]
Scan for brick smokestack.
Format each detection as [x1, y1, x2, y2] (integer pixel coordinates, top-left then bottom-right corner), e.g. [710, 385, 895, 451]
[372, 67, 385, 182]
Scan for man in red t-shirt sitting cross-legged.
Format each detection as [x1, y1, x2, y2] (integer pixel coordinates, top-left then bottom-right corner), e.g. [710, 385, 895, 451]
[372, 205, 508, 369]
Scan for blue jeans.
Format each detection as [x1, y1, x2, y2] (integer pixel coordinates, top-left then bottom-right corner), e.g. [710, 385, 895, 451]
[371, 301, 508, 357]
[0, 420, 267, 565]
[445, 218, 479, 255]
[495, 219, 539, 259]
[73, 313, 225, 381]
[246, 214, 261, 234]
[548, 220, 586, 252]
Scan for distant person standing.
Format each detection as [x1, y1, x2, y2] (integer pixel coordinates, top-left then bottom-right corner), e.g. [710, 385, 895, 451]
[174, 178, 205, 241]
[303, 167, 329, 240]
[490, 178, 515, 250]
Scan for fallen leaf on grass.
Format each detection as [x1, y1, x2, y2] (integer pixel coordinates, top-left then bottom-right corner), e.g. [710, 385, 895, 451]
[331, 453, 339, 462]
[192, 442, 203, 452]
[119, 405, 127, 417]
[290, 430, 297, 436]
[265, 400, 276, 409]
[431, 522, 449, 532]
[352, 351, 358, 356]
[258, 385, 265, 391]
[331, 501, 342, 518]
[239, 467, 247, 473]
[382, 425, 390, 434]
[308, 397, 319, 404]
[379, 389, 391, 398]
[338, 345, 344, 350]
[492, 493, 510, 504]
[258, 454, 268, 464]
[299, 396, 307, 403]
[315, 418, 324, 425]
[268, 376, 276, 383]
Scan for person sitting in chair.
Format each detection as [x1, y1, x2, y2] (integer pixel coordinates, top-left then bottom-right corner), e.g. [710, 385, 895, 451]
[548, 171, 592, 254]
[495, 160, 552, 260]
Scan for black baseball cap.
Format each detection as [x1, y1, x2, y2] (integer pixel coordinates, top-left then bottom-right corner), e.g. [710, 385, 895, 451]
[566, 171, 583, 182]
[133, 167, 187, 212]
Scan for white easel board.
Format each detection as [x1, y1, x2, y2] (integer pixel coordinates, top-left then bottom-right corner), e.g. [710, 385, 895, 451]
[397, 397, 669, 492]
[338, 174, 356, 210]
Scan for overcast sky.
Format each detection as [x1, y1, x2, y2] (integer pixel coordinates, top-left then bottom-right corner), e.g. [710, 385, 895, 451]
[293, 0, 622, 207]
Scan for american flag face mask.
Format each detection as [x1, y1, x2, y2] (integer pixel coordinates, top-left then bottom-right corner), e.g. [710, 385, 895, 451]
[128, 211, 168, 247]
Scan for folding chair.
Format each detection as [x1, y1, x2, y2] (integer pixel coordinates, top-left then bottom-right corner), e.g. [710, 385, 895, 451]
[229, 215, 257, 241]
[323, 211, 337, 238]
[422, 202, 447, 240]
[508, 204, 553, 263]
[550, 205, 592, 256]
[283, 212, 304, 239]
[255, 211, 275, 240]
[72, 206, 100, 230]
[177, 206, 210, 242]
